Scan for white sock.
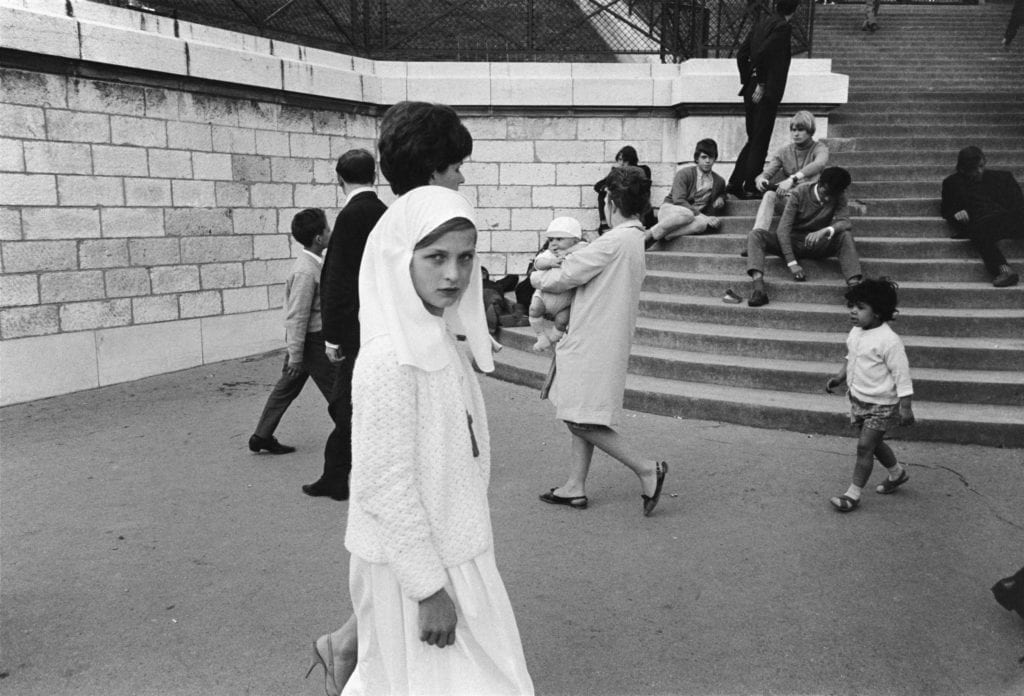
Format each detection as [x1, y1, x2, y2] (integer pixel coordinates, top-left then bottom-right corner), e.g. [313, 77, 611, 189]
[886, 463, 904, 480]
[845, 484, 863, 500]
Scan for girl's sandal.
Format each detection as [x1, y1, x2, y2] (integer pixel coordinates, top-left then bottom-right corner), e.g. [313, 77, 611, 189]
[876, 470, 909, 494]
[829, 495, 860, 512]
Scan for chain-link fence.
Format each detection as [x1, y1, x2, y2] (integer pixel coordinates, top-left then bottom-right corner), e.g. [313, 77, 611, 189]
[97, 0, 816, 62]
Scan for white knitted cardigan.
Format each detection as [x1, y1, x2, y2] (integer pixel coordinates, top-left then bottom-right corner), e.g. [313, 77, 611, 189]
[344, 333, 494, 601]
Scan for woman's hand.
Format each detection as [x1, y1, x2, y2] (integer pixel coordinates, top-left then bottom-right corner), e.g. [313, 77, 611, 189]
[419, 588, 457, 648]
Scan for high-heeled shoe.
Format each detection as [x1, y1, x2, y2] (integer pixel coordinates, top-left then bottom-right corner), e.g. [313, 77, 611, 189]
[304, 634, 340, 696]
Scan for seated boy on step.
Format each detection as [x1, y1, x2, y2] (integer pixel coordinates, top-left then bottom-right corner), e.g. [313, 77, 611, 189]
[745, 166, 863, 307]
[647, 138, 727, 244]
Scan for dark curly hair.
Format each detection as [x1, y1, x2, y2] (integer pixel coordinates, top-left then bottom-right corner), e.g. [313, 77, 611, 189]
[844, 277, 899, 323]
[605, 165, 651, 219]
[693, 138, 718, 162]
[378, 101, 473, 195]
[290, 208, 327, 247]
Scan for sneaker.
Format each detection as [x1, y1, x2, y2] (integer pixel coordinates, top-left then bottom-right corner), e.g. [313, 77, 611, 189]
[993, 270, 1019, 287]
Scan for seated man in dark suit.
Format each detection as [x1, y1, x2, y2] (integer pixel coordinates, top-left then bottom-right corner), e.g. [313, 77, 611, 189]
[941, 146, 1023, 287]
[746, 166, 863, 307]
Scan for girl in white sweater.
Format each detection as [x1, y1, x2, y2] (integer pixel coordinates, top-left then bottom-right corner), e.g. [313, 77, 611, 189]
[826, 278, 915, 513]
[341, 186, 533, 695]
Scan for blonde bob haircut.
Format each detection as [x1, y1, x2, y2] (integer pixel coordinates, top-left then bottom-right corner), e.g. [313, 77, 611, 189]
[790, 110, 816, 136]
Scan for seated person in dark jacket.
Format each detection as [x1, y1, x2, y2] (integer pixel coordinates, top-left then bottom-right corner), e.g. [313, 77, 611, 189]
[595, 145, 657, 231]
[941, 146, 1023, 288]
[647, 138, 727, 244]
[746, 166, 863, 307]
[481, 266, 524, 334]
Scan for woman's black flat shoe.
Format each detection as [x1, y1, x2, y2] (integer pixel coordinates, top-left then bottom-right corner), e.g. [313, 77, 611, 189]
[642, 461, 668, 516]
[539, 488, 588, 509]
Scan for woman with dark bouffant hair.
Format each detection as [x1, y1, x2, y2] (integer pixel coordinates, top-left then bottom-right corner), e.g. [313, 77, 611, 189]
[531, 165, 669, 516]
[377, 101, 473, 195]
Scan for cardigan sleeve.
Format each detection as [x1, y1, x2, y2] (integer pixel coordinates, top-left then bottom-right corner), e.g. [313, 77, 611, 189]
[883, 334, 914, 398]
[351, 359, 448, 601]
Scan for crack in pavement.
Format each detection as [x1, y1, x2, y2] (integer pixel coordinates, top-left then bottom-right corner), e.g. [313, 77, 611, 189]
[912, 461, 1024, 532]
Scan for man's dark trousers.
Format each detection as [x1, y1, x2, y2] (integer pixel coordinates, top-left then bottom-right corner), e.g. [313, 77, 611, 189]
[322, 352, 355, 490]
[307, 189, 387, 499]
[730, 90, 781, 193]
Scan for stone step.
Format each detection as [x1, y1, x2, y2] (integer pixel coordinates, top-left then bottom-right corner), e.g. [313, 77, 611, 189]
[643, 251, 1021, 283]
[657, 233, 1024, 261]
[496, 329, 1023, 407]
[720, 199, 944, 218]
[696, 216, 955, 237]
[831, 124, 1024, 139]
[844, 94, 1024, 106]
[642, 271, 1024, 310]
[628, 317, 1024, 371]
[828, 149, 1024, 165]
[826, 137, 1017, 152]
[635, 292, 1024, 340]
[830, 113, 1024, 126]
[833, 100, 1024, 114]
[825, 163, 1000, 181]
[490, 346, 1024, 447]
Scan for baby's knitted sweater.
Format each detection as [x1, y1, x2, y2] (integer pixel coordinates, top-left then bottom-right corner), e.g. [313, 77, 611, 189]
[344, 332, 493, 601]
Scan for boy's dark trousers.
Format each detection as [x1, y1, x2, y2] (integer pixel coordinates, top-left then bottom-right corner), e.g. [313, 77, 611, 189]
[253, 331, 336, 437]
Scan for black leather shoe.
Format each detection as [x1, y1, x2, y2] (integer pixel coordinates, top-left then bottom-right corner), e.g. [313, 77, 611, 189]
[302, 478, 349, 501]
[249, 434, 296, 454]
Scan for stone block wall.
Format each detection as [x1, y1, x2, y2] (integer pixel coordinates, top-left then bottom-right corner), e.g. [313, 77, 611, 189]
[0, 0, 847, 404]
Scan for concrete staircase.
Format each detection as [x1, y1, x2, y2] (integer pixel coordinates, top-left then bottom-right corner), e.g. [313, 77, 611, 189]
[492, 4, 1024, 447]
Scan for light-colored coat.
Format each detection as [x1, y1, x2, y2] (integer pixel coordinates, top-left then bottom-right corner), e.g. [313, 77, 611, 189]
[532, 221, 646, 426]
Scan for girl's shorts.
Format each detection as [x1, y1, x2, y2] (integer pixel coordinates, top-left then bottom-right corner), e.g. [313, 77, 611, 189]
[564, 420, 601, 431]
[849, 395, 899, 432]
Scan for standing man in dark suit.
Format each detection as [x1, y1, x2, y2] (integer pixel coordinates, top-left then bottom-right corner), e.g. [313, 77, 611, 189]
[941, 146, 1023, 288]
[727, 0, 800, 199]
[302, 149, 388, 500]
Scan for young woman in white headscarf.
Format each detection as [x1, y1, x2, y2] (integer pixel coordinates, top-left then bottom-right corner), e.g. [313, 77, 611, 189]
[339, 185, 534, 696]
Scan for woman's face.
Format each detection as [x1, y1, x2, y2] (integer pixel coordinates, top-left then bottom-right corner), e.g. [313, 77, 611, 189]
[429, 160, 465, 190]
[410, 226, 477, 317]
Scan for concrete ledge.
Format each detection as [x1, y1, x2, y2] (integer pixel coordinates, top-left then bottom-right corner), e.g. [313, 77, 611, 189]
[0, 310, 281, 405]
[0, 2, 848, 111]
[96, 319, 203, 386]
[0, 330, 98, 403]
[676, 58, 848, 108]
[200, 309, 281, 364]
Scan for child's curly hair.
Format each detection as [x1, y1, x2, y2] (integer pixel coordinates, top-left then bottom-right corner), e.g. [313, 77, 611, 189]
[844, 277, 899, 322]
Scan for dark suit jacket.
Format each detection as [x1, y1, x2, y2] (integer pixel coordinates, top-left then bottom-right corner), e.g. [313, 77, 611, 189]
[940, 169, 1024, 231]
[320, 190, 387, 354]
[736, 13, 793, 103]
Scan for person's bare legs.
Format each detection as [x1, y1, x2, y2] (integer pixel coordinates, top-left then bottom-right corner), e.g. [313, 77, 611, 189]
[551, 424, 659, 498]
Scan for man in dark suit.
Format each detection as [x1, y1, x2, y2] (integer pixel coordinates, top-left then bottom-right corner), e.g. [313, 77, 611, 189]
[302, 149, 388, 500]
[727, 0, 800, 199]
[941, 146, 1023, 288]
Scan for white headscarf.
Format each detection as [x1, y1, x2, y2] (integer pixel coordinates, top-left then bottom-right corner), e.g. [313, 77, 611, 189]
[358, 186, 494, 373]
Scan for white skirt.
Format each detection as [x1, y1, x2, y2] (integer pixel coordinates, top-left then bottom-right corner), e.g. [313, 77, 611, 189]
[341, 550, 534, 696]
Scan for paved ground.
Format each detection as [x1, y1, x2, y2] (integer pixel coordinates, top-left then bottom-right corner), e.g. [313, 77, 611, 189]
[2, 349, 1023, 696]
